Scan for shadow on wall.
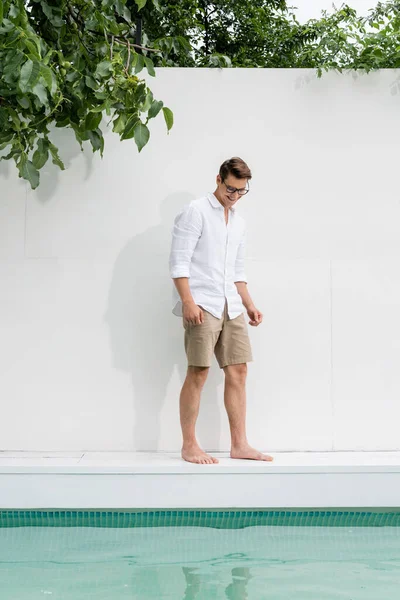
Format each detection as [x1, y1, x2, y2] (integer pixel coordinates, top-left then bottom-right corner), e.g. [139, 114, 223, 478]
[29, 128, 94, 203]
[104, 191, 223, 452]
[0, 155, 11, 180]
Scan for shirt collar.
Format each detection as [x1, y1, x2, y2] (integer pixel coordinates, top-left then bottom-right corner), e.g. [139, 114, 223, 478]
[207, 192, 236, 212]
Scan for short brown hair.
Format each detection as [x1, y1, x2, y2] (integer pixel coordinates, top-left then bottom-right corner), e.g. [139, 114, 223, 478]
[219, 157, 252, 181]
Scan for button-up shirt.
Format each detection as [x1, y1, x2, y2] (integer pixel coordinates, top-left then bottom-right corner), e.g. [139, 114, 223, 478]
[169, 192, 247, 319]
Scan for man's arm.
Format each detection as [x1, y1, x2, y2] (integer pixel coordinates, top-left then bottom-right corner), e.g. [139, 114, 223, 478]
[169, 203, 202, 280]
[173, 277, 195, 306]
[234, 281, 255, 311]
[169, 204, 204, 324]
[234, 228, 262, 326]
[234, 228, 254, 308]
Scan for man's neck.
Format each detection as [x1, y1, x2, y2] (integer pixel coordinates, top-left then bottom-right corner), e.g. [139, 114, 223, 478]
[213, 190, 231, 215]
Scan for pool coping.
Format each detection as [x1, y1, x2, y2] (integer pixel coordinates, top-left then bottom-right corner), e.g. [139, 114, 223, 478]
[1, 451, 400, 509]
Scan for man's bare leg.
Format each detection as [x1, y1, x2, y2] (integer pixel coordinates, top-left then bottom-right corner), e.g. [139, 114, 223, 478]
[223, 363, 273, 461]
[180, 366, 219, 464]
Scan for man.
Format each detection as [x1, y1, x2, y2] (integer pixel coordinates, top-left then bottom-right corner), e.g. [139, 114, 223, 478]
[169, 157, 273, 465]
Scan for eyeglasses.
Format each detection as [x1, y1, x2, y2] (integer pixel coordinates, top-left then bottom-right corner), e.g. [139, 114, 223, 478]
[222, 180, 250, 196]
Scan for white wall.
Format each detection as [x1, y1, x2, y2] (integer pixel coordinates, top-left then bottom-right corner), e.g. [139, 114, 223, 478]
[1, 67, 400, 452]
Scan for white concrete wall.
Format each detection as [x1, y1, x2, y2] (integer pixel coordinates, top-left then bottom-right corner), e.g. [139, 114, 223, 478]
[1, 67, 400, 452]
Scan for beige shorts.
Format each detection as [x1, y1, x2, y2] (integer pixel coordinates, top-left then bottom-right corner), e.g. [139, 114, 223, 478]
[183, 300, 253, 369]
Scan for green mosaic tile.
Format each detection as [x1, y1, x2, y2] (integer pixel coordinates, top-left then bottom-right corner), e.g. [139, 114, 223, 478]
[1, 509, 400, 529]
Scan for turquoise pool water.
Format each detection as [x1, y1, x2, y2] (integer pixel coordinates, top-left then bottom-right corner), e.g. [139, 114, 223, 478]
[1, 510, 400, 599]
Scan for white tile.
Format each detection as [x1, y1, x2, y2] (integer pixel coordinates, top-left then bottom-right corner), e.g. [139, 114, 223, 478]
[332, 259, 400, 450]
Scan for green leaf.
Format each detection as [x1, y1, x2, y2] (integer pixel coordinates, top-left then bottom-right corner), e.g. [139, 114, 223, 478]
[3, 50, 25, 80]
[93, 90, 108, 100]
[8, 108, 21, 130]
[0, 131, 14, 145]
[142, 89, 154, 112]
[32, 82, 48, 105]
[0, 2, 3, 25]
[112, 113, 127, 134]
[115, 0, 125, 16]
[1, 144, 21, 161]
[123, 6, 131, 21]
[24, 39, 41, 60]
[95, 61, 113, 78]
[17, 96, 31, 109]
[66, 70, 79, 83]
[0, 108, 8, 130]
[115, 0, 131, 21]
[19, 156, 40, 190]
[162, 107, 173, 131]
[144, 57, 155, 77]
[90, 102, 108, 113]
[148, 99, 163, 119]
[85, 75, 98, 90]
[134, 122, 149, 152]
[19, 59, 41, 93]
[32, 138, 49, 169]
[135, 0, 147, 10]
[40, 3, 64, 27]
[0, 140, 13, 151]
[9, 4, 19, 19]
[134, 54, 145, 74]
[85, 111, 102, 130]
[88, 130, 104, 155]
[40, 65, 57, 96]
[121, 114, 139, 140]
[48, 142, 65, 170]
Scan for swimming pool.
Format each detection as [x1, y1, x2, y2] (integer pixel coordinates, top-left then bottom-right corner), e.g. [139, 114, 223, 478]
[1, 509, 400, 599]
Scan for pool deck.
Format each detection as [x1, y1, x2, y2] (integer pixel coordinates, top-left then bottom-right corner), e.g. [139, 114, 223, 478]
[1, 451, 400, 509]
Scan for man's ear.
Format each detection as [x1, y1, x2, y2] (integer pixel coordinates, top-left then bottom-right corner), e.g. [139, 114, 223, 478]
[216, 174, 221, 184]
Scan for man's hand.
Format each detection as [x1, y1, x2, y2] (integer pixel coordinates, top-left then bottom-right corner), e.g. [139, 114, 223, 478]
[247, 305, 263, 327]
[183, 301, 204, 326]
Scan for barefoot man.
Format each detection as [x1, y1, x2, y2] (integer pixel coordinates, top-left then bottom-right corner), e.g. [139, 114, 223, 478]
[169, 157, 274, 465]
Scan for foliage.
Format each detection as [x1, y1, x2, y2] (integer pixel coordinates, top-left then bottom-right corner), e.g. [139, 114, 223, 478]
[135, 0, 400, 70]
[2, 0, 400, 188]
[0, 0, 173, 189]
[292, 1, 400, 75]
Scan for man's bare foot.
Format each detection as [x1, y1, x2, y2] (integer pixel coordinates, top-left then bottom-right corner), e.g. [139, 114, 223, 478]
[230, 444, 273, 461]
[182, 444, 219, 464]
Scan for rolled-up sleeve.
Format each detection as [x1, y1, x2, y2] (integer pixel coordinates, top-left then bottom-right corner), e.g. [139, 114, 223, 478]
[169, 204, 202, 279]
[234, 228, 248, 283]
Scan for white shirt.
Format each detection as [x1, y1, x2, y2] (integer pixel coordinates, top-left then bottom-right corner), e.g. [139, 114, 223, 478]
[169, 192, 247, 319]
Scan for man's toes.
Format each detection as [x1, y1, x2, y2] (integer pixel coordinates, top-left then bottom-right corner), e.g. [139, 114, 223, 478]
[212, 457, 219, 463]
[262, 454, 273, 461]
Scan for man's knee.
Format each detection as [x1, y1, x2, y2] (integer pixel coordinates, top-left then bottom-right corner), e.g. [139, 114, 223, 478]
[187, 365, 210, 388]
[224, 363, 247, 384]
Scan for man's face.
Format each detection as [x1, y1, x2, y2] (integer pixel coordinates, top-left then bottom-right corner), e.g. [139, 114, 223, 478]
[215, 174, 249, 209]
